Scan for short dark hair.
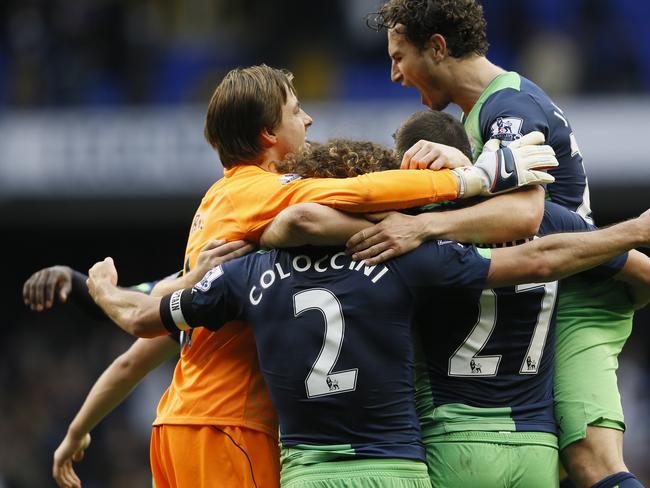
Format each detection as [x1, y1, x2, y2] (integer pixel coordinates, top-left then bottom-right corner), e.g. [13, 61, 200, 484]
[373, 0, 488, 57]
[204, 65, 296, 168]
[394, 110, 472, 160]
[275, 139, 398, 178]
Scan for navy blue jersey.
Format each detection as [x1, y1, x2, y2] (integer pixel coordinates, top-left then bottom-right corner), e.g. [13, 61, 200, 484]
[416, 202, 627, 436]
[463, 71, 593, 223]
[161, 244, 489, 461]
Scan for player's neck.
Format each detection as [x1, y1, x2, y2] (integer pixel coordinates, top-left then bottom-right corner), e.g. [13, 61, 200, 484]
[450, 56, 506, 115]
[255, 150, 283, 173]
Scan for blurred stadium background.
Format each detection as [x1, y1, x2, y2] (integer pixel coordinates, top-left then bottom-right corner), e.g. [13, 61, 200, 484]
[1, 0, 648, 486]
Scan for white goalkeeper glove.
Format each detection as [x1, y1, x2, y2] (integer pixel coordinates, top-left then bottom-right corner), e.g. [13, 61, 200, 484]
[452, 131, 557, 198]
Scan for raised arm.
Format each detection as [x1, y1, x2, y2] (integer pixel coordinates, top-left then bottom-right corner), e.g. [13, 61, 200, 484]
[23, 266, 108, 318]
[53, 336, 177, 488]
[486, 212, 650, 288]
[87, 258, 168, 338]
[285, 138, 555, 209]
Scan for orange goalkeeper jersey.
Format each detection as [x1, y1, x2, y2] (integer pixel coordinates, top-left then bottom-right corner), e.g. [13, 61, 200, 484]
[153, 163, 458, 435]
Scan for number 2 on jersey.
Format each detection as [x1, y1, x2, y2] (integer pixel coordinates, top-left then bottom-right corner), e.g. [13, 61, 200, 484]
[294, 288, 358, 398]
[448, 281, 558, 376]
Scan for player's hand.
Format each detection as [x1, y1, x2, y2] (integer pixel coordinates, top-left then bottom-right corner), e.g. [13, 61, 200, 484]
[453, 131, 557, 197]
[184, 240, 255, 286]
[196, 240, 255, 274]
[346, 212, 426, 265]
[52, 432, 91, 488]
[400, 140, 472, 170]
[23, 265, 74, 311]
[87, 258, 118, 299]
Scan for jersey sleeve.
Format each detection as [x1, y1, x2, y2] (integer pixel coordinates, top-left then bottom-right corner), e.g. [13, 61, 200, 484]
[480, 89, 550, 145]
[391, 241, 490, 294]
[540, 202, 628, 278]
[245, 169, 459, 239]
[160, 263, 245, 333]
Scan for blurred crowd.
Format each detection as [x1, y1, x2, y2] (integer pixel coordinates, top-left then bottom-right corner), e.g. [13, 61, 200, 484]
[1, 1, 649, 487]
[1, 0, 649, 108]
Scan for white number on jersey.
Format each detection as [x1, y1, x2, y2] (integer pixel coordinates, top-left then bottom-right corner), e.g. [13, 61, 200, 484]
[448, 281, 558, 377]
[294, 288, 358, 398]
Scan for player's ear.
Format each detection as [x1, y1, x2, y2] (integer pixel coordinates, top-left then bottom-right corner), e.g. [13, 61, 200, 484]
[260, 128, 277, 148]
[427, 33, 448, 62]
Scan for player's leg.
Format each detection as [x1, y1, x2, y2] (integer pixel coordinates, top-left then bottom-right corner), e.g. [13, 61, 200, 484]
[150, 424, 280, 488]
[425, 432, 559, 488]
[280, 458, 432, 488]
[554, 280, 640, 487]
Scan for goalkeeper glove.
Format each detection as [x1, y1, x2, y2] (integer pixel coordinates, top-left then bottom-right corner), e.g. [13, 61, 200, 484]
[452, 131, 557, 197]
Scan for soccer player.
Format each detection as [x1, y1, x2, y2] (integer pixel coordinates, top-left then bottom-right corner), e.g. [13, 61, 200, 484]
[83, 192, 650, 487]
[104, 64, 554, 488]
[354, 2, 645, 486]
[22, 240, 253, 488]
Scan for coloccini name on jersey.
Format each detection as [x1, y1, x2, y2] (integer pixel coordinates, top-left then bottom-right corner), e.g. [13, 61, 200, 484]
[247, 252, 389, 305]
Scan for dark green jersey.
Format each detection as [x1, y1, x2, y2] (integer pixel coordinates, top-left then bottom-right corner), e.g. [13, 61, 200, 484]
[463, 71, 592, 223]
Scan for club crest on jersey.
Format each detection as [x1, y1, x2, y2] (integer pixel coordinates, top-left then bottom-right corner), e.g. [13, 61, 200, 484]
[194, 265, 224, 292]
[190, 213, 204, 233]
[490, 117, 523, 144]
[278, 173, 302, 185]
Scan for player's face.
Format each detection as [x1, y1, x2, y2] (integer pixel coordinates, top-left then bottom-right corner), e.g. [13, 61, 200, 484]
[388, 27, 451, 110]
[274, 89, 313, 158]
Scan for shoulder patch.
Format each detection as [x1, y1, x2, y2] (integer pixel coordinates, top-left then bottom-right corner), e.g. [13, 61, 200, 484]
[490, 117, 523, 144]
[278, 173, 302, 185]
[194, 265, 224, 292]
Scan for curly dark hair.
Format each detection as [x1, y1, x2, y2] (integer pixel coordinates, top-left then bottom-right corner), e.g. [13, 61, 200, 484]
[371, 0, 488, 57]
[276, 139, 399, 179]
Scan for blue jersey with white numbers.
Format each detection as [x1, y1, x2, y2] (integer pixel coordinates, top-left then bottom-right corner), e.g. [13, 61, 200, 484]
[161, 244, 489, 462]
[416, 202, 627, 437]
[463, 71, 593, 223]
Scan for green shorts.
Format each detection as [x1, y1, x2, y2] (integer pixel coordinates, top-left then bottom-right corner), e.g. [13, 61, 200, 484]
[424, 431, 559, 488]
[553, 278, 634, 450]
[280, 459, 432, 488]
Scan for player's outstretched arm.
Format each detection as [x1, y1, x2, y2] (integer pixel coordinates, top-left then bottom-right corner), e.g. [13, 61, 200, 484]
[346, 186, 545, 264]
[53, 336, 177, 488]
[261, 203, 372, 248]
[23, 265, 108, 318]
[150, 239, 255, 296]
[614, 249, 650, 310]
[87, 258, 168, 338]
[23, 265, 74, 311]
[486, 211, 650, 288]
